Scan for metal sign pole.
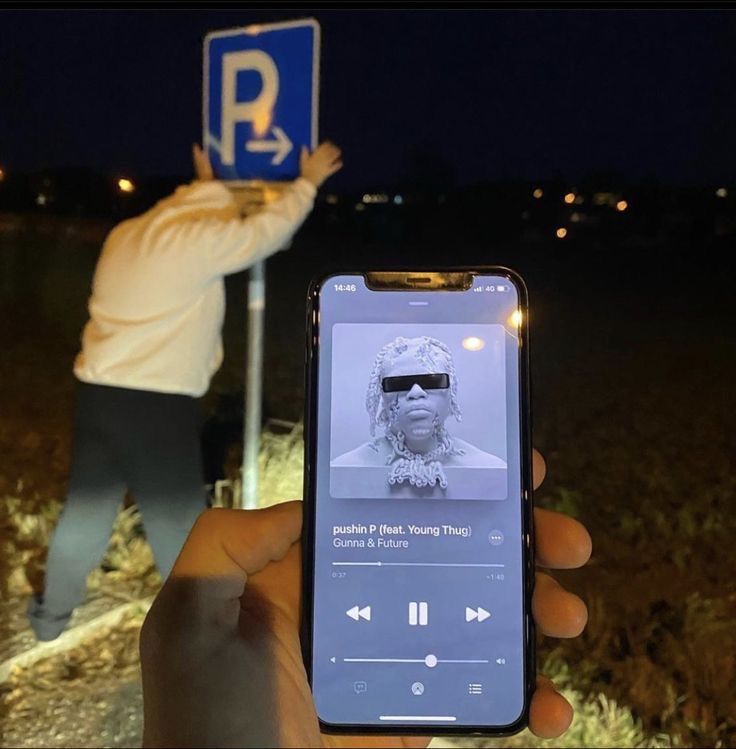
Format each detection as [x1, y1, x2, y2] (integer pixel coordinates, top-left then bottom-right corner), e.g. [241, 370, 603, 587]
[203, 19, 320, 509]
[241, 259, 266, 509]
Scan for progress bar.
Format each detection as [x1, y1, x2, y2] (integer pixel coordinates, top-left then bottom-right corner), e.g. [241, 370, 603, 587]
[332, 561, 504, 568]
[380, 715, 457, 722]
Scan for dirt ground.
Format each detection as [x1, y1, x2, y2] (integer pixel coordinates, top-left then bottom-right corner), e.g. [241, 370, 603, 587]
[1, 220, 734, 748]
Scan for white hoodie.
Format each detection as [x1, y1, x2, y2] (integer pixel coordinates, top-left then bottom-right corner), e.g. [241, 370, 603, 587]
[73, 177, 316, 397]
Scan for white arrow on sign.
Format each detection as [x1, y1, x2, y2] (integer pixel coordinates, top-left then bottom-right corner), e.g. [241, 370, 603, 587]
[246, 126, 293, 165]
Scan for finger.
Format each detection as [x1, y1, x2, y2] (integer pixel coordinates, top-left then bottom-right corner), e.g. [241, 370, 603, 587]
[323, 738, 428, 749]
[323, 737, 428, 748]
[201, 150, 214, 180]
[171, 501, 303, 591]
[318, 141, 339, 159]
[533, 571, 588, 638]
[327, 160, 344, 177]
[399, 739, 430, 749]
[535, 507, 592, 569]
[193, 143, 214, 181]
[532, 448, 546, 489]
[529, 677, 573, 739]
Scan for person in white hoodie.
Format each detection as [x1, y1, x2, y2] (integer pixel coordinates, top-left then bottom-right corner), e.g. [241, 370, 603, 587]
[27, 141, 343, 641]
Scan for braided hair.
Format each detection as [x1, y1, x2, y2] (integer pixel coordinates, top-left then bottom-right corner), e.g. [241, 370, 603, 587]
[365, 336, 463, 488]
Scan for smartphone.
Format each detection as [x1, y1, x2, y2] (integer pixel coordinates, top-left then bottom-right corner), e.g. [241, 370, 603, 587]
[301, 268, 534, 736]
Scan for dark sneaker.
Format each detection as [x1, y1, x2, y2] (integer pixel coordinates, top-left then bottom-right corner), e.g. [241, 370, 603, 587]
[26, 595, 72, 642]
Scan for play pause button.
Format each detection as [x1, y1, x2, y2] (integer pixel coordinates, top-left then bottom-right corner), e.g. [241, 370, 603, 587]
[465, 606, 491, 623]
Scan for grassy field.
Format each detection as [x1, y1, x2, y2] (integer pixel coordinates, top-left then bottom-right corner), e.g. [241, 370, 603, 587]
[1, 218, 734, 747]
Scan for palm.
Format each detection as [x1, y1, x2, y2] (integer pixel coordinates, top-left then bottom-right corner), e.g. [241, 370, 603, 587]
[248, 547, 423, 749]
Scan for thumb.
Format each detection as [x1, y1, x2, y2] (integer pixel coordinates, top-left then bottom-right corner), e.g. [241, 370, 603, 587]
[300, 145, 309, 169]
[171, 501, 303, 586]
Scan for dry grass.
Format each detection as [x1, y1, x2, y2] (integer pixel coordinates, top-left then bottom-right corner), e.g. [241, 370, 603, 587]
[1, 281, 733, 746]
[1, 421, 713, 748]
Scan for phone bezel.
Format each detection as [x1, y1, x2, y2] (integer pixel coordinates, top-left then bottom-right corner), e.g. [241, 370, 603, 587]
[300, 265, 535, 737]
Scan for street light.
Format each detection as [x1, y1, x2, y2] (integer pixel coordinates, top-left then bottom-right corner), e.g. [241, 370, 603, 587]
[616, 200, 628, 212]
[117, 177, 135, 194]
[716, 187, 728, 198]
[0, 167, 5, 182]
[564, 192, 576, 204]
[533, 188, 543, 199]
[556, 227, 568, 239]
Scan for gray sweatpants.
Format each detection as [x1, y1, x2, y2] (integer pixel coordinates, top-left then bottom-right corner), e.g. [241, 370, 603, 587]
[28, 381, 207, 640]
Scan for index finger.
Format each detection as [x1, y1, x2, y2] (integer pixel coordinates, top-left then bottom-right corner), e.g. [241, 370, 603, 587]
[533, 449, 546, 489]
[535, 507, 592, 569]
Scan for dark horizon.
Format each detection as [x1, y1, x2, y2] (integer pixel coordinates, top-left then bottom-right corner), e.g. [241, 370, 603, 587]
[2, 9, 736, 191]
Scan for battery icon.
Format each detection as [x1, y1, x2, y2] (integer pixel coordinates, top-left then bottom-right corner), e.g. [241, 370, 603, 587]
[497, 285, 507, 292]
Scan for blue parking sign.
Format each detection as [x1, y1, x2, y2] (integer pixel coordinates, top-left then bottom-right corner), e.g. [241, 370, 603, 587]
[204, 19, 320, 183]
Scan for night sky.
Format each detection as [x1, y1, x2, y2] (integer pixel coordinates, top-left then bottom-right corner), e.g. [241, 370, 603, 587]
[2, 8, 735, 191]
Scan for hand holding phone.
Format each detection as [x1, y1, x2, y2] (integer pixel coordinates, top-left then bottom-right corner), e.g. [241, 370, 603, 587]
[139, 461, 590, 747]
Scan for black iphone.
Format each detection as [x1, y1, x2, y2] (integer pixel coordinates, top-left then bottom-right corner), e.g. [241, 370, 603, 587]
[301, 268, 534, 736]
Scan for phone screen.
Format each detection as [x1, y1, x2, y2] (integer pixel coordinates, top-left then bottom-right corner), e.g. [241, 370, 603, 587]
[307, 272, 530, 731]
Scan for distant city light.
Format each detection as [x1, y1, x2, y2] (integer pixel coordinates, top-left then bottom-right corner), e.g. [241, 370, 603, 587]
[36, 193, 47, 206]
[533, 188, 543, 199]
[571, 212, 582, 223]
[616, 200, 628, 212]
[118, 178, 135, 194]
[0, 167, 5, 182]
[509, 310, 523, 328]
[716, 187, 728, 198]
[593, 192, 617, 206]
[556, 227, 568, 239]
[326, 194, 338, 205]
[355, 203, 365, 212]
[564, 192, 576, 204]
[362, 193, 389, 204]
[393, 195, 404, 205]
[462, 336, 485, 351]
[574, 195, 584, 205]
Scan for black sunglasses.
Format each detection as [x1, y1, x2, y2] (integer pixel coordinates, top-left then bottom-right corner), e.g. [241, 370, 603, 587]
[382, 373, 450, 393]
